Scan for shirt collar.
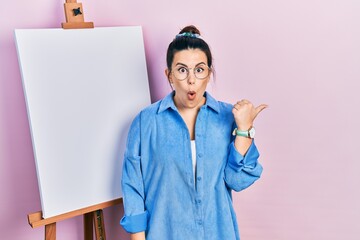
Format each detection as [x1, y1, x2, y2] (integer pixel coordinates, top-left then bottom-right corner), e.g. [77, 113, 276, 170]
[157, 91, 220, 114]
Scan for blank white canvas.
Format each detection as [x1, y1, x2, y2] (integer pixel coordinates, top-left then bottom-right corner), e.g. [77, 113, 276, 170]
[15, 26, 151, 218]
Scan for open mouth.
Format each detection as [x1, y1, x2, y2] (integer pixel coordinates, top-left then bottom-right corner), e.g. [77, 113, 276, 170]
[187, 91, 196, 100]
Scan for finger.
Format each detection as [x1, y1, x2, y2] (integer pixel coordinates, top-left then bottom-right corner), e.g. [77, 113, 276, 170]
[232, 107, 238, 115]
[255, 104, 268, 116]
[237, 99, 249, 104]
[233, 104, 239, 110]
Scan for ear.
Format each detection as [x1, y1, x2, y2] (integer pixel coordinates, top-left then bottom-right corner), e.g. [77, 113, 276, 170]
[165, 69, 173, 83]
[206, 74, 211, 84]
[206, 68, 213, 83]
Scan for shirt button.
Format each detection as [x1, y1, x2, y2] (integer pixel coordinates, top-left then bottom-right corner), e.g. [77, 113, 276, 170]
[198, 153, 203, 158]
[197, 220, 203, 225]
[196, 199, 202, 204]
[197, 176, 202, 181]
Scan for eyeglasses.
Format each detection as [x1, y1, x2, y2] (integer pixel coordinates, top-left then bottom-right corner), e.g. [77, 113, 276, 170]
[171, 64, 211, 81]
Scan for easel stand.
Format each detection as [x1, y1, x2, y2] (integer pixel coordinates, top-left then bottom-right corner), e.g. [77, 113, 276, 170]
[28, 198, 122, 240]
[62, 0, 94, 29]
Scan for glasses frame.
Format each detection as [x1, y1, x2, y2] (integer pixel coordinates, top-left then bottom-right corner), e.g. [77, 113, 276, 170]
[170, 65, 212, 81]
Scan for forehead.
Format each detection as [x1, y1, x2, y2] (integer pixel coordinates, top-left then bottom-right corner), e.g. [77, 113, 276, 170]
[172, 49, 207, 66]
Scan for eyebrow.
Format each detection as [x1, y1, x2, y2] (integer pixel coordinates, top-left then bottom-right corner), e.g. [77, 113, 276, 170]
[175, 62, 207, 67]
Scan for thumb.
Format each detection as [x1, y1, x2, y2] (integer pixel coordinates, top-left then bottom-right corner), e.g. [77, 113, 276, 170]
[255, 104, 268, 117]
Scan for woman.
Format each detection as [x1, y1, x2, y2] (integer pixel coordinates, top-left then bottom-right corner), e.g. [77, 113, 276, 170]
[120, 25, 267, 240]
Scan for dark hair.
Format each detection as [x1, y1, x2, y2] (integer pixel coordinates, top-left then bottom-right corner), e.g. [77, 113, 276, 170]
[166, 25, 213, 74]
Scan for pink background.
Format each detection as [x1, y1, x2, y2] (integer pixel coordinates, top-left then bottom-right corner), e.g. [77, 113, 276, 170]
[1, 0, 360, 239]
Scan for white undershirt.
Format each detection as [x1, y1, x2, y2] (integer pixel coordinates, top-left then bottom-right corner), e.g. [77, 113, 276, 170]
[190, 140, 197, 182]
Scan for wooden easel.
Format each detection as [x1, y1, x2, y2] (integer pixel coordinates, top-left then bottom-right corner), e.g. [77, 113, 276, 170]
[28, 2, 117, 239]
[28, 198, 122, 240]
[62, 0, 94, 29]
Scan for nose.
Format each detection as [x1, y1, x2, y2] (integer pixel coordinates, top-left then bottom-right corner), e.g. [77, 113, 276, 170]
[187, 72, 196, 85]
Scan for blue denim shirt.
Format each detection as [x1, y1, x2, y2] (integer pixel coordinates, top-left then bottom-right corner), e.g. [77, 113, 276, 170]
[120, 91, 263, 240]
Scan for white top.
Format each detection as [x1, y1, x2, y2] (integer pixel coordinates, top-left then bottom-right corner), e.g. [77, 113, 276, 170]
[190, 140, 197, 182]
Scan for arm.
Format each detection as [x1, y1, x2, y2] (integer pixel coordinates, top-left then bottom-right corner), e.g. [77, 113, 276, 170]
[231, 99, 267, 156]
[224, 139, 263, 191]
[224, 99, 267, 191]
[232, 99, 268, 155]
[120, 114, 149, 235]
[234, 134, 252, 156]
[130, 232, 146, 240]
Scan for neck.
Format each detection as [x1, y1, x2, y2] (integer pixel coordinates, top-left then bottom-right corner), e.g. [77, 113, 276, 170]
[173, 94, 206, 140]
[173, 95, 206, 114]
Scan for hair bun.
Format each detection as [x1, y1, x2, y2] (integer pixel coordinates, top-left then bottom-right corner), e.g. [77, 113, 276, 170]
[179, 25, 201, 36]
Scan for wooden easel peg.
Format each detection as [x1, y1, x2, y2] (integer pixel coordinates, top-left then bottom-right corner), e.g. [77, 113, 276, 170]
[84, 210, 107, 240]
[94, 210, 106, 240]
[45, 223, 56, 240]
[61, 0, 94, 29]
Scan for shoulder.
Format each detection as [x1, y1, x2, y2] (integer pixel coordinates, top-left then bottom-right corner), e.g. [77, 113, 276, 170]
[131, 94, 171, 126]
[130, 100, 160, 127]
[218, 101, 233, 113]
[205, 92, 233, 115]
[127, 100, 161, 142]
[140, 99, 162, 118]
[217, 101, 235, 124]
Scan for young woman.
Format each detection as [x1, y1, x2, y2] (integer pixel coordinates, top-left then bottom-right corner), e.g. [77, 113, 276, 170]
[120, 25, 267, 240]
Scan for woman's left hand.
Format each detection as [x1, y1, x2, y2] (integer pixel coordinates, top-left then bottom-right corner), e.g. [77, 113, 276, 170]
[232, 99, 268, 130]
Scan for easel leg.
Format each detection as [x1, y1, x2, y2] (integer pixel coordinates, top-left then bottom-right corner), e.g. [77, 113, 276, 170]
[45, 223, 56, 240]
[93, 210, 106, 240]
[84, 212, 94, 240]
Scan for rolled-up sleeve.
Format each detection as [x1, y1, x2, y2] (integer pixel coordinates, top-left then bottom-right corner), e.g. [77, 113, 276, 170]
[120, 114, 148, 233]
[120, 211, 149, 233]
[224, 141, 263, 192]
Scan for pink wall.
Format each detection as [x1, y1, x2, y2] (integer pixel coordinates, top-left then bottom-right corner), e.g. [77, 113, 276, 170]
[1, 0, 360, 239]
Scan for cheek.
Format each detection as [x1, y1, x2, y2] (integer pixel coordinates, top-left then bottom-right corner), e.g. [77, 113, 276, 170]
[200, 79, 210, 89]
[172, 82, 185, 92]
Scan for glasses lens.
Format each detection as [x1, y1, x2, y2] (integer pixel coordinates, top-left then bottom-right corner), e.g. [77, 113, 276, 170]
[194, 65, 210, 79]
[173, 66, 189, 80]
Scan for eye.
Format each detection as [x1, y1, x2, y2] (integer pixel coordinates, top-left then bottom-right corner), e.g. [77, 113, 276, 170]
[177, 67, 188, 74]
[195, 67, 205, 73]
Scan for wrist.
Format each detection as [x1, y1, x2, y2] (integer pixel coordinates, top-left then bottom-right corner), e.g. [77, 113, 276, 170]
[232, 126, 256, 139]
[236, 124, 252, 131]
[238, 126, 251, 131]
